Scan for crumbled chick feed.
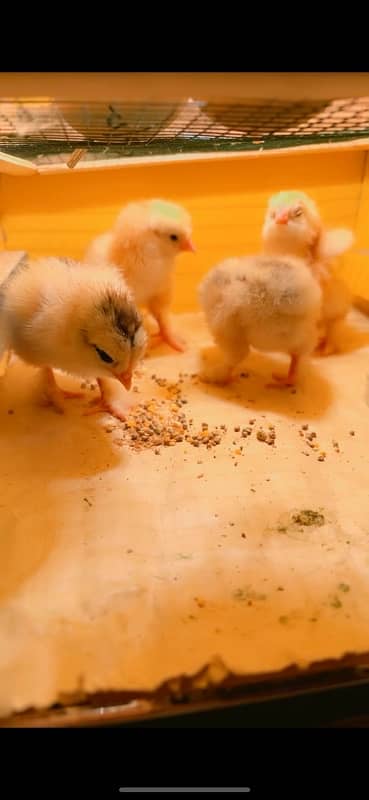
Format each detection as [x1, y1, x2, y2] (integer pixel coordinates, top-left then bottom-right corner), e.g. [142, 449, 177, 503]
[108, 376, 224, 453]
[102, 373, 356, 465]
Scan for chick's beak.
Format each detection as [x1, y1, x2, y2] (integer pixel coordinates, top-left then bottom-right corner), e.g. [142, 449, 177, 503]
[275, 210, 289, 225]
[115, 367, 133, 391]
[181, 237, 196, 253]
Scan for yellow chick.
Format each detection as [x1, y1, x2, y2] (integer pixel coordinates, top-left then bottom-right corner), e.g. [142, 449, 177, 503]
[84, 198, 195, 352]
[198, 254, 322, 387]
[0, 256, 147, 419]
[262, 191, 354, 355]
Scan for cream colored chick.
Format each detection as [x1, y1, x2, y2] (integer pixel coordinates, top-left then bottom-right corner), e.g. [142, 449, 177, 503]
[0, 256, 147, 419]
[84, 198, 195, 352]
[198, 254, 322, 387]
[262, 190, 353, 355]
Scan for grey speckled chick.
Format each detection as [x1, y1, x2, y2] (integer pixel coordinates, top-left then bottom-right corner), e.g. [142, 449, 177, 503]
[199, 253, 322, 386]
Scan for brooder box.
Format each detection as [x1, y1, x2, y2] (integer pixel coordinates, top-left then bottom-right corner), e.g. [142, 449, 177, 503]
[1, 91, 369, 726]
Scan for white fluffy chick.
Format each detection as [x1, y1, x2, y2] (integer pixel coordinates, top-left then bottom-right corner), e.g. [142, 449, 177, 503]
[0, 256, 147, 419]
[262, 190, 353, 355]
[313, 228, 353, 355]
[84, 198, 195, 352]
[198, 254, 322, 387]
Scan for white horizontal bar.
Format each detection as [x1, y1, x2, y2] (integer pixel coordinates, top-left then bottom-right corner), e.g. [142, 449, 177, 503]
[0, 151, 38, 175]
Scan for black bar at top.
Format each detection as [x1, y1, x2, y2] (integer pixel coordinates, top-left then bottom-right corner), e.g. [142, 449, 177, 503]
[118, 789, 251, 793]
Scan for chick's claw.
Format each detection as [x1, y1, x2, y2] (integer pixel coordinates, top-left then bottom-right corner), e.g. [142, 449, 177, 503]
[159, 328, 186, 353]
[84, 396, 130, 422]
[38, 393, 65, 415]
[61, 389, 85, 400]
[39, 367, 82, 413]
[266, 374, 295, 389]
[150, 326, 186, 353]
[314, 337, 338, 357]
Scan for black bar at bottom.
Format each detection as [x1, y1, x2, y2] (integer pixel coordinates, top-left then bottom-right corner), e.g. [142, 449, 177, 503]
[118, 790, 251, 794]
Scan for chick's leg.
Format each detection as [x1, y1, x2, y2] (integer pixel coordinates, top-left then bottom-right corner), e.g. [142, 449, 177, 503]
[84, 377, 131, 422]
[314, 320, 329, 355]
[199, 335, 248, 385]
[148, 294, 186, 353]
[0, 349, 11, 378]
[267, 354, 300, 388]
[315, 335, 328, 356]
[315, 320, 340, 356]
[39, 367, 83, 413]
[199, 348, 238, 385]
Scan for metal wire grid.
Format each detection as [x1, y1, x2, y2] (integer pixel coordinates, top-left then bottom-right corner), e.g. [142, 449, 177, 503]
[1, 97, 369, 164]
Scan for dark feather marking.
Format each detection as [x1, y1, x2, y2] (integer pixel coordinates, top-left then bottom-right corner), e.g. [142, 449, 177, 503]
[98, 293, 142, 342]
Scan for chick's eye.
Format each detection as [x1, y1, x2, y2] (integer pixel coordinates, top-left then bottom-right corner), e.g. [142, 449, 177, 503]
[170, 234, 178, 241]
[294, 207, 303, 217]
[94, 345, 114, 364]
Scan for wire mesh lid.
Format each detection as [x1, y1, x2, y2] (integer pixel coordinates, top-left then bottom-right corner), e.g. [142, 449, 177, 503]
[1, 97, 369, 165]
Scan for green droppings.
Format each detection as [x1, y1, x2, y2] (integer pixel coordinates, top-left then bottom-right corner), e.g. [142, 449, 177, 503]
[176, 553, 193, 560]
[279, 615, 289, 625]
[269, 190, 317, 214]
[330, 596, 342, 609]
[234, 587, 266, 602]
[150, 200, 184, 221]
[274, 508, 326, 539]
[338, 583, 350, 593]
[291, 510, 325, 527]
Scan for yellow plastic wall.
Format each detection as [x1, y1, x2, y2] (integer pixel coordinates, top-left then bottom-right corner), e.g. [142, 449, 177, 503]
[0, 149, 368, 311]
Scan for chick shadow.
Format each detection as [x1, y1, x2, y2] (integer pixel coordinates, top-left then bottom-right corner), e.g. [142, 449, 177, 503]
[0, 360, 126, 480]
[0, 360, 130, 603]
[196, 349, 334, 420]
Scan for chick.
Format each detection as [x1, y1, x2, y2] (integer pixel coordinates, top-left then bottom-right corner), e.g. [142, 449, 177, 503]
[0, 256, 147, 419]
[0, 251, 29, 379]
[198, 254, 322, 387]
[262, 191, 322, 260]
[313, 228, 353, 355]
[262, 190, 353, 355]
[84, 198, 195, 352]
